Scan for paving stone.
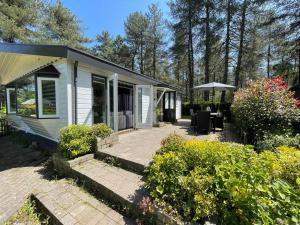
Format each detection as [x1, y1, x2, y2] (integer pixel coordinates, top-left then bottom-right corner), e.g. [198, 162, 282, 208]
[60, 213, 77, 225]
[33, 180, 135, 225]
[0, 137, 135, 224]
[72, 159, 146, 208]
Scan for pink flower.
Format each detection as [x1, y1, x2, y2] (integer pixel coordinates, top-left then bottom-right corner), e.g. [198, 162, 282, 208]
[294, 99, 300, 106]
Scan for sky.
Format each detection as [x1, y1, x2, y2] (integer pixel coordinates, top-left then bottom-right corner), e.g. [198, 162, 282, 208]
[61, 0, 170, 45]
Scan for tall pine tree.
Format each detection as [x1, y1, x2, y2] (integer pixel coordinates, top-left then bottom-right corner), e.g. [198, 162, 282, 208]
[0, 0, 42, 43]
[39, 0, 89, 48]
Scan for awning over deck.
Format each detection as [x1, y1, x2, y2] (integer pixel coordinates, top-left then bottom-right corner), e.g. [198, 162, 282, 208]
[0, 52, 60, 85]
[0, 43, 162, 86]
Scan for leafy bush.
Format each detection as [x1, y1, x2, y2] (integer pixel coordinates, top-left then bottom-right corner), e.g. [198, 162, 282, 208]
[146, 134, 300, 224]
[158, 133, 186, 154]
[257, 133, 300, 151]
[58, 125, 96, 159]
[231, 76, 300, 143]
[0, 106, 6, 121]
[91, 123, 112, 139]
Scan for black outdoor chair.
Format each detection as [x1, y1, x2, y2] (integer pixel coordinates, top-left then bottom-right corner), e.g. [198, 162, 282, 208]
[195, 111, 211, 134]
[215, 114, 224, 130]
[190, 109, 196, 129]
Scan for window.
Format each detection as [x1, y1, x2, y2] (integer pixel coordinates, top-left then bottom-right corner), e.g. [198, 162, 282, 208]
[37, 77, 59, 118]
[17, 75, 36, 117]
[170, 92, 175, 109]
[164, 92, 169, 109]
[6, 88, 16, 113]
[92, 76, 106, 123]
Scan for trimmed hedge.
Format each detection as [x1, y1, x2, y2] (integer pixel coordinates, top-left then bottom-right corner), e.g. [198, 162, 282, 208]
[257, 134, 300, 151]
[58, 125, 96, 159]
[146, 134, 300, 224]
[92, 123, 112, 139]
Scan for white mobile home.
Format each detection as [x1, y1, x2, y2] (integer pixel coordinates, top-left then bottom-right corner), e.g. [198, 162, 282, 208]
[0, 43, 182, 148]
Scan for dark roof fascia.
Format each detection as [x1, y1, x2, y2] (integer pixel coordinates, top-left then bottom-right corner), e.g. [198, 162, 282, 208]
[0, 42, 68, 58]
[67, 47, 161, 85]
[0, 43, 179, 88]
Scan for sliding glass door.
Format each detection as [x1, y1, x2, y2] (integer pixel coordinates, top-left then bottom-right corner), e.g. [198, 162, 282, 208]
[93, 76, 106, 124]
[118, 82, 133, 130]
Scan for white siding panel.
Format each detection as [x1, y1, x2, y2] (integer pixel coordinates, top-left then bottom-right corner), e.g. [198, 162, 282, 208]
[77, 69, 92, 125]
[176, 93, 182, 119]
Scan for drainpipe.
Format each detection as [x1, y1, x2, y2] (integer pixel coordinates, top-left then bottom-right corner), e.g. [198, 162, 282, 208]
[74, 61, 78, 124]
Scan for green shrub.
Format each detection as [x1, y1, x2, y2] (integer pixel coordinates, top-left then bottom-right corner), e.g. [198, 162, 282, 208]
[0, 106, 6, 121]
[58, 125, 96, 159]
[91, 123, 112, 139]
[146, 134, 300, 224]
[158, 133, 186, 154]
[257, 133, 300, 151]
[231, 76, 300, 143]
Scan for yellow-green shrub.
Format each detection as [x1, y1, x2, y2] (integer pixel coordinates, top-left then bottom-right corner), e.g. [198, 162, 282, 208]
[58, 125, 96, 159]
[91, 123, 112, 139]
[158, 133, 186, 154]
[146, 134, 300, 224]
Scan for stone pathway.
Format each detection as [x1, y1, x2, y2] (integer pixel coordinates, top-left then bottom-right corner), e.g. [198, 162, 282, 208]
[99, 119, 216, 168]
[0, 137, 48, 223]
[0, 137, 134, 224]
[33, 179, 135, 225]
[99, 119, 225, 169]
[72, 159, 146, 208]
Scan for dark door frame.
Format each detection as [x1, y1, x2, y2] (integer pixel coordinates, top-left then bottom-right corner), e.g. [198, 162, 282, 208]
[163, 91, 176, 123]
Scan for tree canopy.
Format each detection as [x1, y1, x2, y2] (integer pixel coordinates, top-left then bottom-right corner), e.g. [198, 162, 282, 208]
[0, 0, 299, 103]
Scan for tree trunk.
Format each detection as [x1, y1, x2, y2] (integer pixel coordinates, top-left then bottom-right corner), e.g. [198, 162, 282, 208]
[140, 35, 144, 74]
[221, 0, 231, 103]
[267, 44, 271, 78]
[234, 0, 247, 87]
[188, 1, 194, 105]
[153, 41, 157, 78]
[131, 54, 135, 71]
[204, 1, 211, 101]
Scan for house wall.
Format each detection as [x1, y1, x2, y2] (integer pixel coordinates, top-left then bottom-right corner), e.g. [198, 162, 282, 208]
[7, 61, 70, 142]
[76, 68, 93, 125]
[75, 63, 155, 129]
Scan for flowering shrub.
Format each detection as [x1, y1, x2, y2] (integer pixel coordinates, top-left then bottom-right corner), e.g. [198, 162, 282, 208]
[146, 134, 300, 224]
[231, 76, 300, 143]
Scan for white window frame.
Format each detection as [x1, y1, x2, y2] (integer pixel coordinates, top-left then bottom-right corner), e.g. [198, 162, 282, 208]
[6, 88, 16, 114]
[37, 77, 59, 118]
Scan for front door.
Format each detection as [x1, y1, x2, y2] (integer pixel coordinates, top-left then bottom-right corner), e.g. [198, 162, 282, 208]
[163, 91, 176, 122]
[135, 85, 153, 128]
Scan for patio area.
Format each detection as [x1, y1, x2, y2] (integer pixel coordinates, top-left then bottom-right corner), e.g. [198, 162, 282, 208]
[99, 119, 221, 169]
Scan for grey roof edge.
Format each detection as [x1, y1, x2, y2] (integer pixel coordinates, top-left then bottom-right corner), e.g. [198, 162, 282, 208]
[0, 42, 181, 91]
[0, 42, 68, 57]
